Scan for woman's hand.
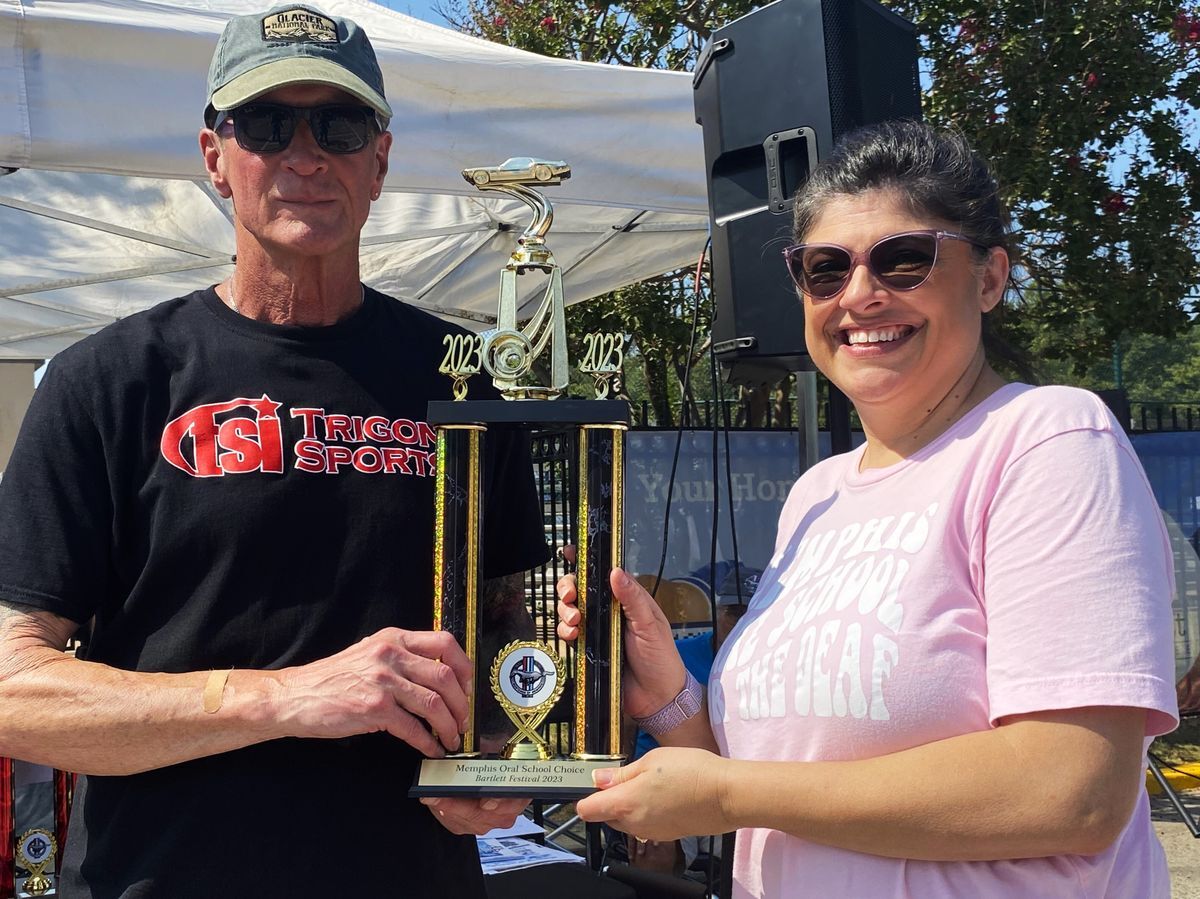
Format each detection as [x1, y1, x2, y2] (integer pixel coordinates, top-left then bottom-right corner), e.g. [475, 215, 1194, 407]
[556, 567, 687, 718]
[575, 747, 733, 841]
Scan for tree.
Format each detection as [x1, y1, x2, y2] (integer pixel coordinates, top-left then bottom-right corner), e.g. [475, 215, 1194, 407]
[888, 1, 1200, 374]
[1039, 327, 1200, 402]
[442, 0, 1200, 396]
[565, 274, 711, 423]
[440, 0, 749, 66]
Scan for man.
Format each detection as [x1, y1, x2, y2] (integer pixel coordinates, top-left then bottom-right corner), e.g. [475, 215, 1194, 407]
[0, 6, 547, 896]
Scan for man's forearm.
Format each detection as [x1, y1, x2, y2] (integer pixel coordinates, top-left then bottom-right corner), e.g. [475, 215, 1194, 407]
[0, 601, 284, 774]
[0, 599, 478, 774]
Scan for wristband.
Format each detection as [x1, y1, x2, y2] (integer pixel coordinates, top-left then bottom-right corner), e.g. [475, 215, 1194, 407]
[203, 668, 232, 714]
[633, 670, 704, 738]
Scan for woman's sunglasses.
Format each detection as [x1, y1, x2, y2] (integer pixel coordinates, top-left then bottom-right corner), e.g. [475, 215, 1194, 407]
[782, 229, 988, 299]
[215, 103, 381, 155]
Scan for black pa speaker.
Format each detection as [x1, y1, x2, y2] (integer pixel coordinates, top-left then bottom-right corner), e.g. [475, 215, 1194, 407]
[693, 0, 922, 384]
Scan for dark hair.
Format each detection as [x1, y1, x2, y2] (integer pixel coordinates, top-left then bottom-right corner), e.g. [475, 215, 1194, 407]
[792, 119, 1035, 381]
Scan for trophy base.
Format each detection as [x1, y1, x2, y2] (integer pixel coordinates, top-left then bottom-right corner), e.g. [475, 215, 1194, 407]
[410, 756, 622, 800]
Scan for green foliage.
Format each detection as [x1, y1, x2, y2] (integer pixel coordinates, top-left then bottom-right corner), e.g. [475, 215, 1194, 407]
[888, 0, 1200, 372]
[439, 0, 754, 65]
[1039, 328, 1200, 402]
[441, 0, 1200, 404]
[566, 274, 714, 424]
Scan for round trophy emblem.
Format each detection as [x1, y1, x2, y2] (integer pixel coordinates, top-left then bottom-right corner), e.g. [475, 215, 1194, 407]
[17, 830, 53, 865]
[495, 643, 560, 710]
[16, 828, 57, 895]
[490, 641, 567, 759]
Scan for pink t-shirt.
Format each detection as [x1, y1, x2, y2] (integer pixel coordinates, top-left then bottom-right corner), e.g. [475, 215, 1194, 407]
[710, 383, 1178, 898]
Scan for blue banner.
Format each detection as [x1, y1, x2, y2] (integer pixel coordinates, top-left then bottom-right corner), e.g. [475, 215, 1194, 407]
[625, 428, 1200, 684]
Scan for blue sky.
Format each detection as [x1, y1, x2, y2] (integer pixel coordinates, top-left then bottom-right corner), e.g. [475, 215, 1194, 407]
[373, 0, 447, 26]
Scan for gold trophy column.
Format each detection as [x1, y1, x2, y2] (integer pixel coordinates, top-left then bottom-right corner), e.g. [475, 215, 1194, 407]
[433, 423, 486, 757]
[574, 423, 626, 760]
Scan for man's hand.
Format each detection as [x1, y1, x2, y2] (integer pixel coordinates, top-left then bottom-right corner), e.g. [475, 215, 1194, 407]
[277, 628, 473, 757]
[420, 796, 531, 836]
[628, 834, 684, 875]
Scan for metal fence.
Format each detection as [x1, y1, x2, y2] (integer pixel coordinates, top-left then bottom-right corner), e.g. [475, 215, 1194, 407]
[630, 397, 1200, 434]
[1131, 402, 1200, 433]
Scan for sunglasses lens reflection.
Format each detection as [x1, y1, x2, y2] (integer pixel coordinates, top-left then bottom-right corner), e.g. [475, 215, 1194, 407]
[869, 234, 937, 289]
[797, 247, 852, 299]
[233, 104, 374, 154]
[786, 232, 940, 298]
[236, 105, 295, 153]
[311, 107, 374, 153]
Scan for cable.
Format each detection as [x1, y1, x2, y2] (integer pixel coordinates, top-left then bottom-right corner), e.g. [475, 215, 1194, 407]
[715, 342, 744, 596]
[651, 239, 711, 597]
[706, 335, 750, 667]
[699, 240, 718, 632]
[1149, 752, 1200, 782]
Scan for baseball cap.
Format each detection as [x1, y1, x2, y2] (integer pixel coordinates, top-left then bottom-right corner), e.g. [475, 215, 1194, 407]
[206, 5, 392, 126]
[717, 567, 762, 606]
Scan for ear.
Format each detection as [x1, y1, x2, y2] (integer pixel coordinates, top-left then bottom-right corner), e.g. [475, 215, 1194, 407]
[199, 128, 233, 200]
[977, 245, 1009, 314]
[370, 131, 392, 201]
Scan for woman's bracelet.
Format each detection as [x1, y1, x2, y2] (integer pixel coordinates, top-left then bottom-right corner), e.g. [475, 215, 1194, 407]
[633, 670, 704, 738]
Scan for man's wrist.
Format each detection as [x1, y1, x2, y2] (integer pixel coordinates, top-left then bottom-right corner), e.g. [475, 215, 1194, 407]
[246, 669, 292, 739]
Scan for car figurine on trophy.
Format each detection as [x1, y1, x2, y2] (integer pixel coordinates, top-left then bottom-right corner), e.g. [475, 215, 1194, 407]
[410, 158, 627, 800]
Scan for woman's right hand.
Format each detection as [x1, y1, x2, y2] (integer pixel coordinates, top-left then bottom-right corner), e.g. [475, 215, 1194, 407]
[556, 567, 688, 720]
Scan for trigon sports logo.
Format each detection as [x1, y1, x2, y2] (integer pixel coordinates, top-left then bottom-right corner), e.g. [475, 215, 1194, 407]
[261, 9, 338, 43]
[160, 395, 285, 478]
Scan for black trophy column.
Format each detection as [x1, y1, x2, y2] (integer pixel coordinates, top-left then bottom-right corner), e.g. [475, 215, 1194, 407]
[574, 424, 626, 759]
[434, 424, 485, 756]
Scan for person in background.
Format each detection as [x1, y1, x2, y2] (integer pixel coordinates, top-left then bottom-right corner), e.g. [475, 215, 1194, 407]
[0, 6, 547, 897]
[559, 120, 1178, 898]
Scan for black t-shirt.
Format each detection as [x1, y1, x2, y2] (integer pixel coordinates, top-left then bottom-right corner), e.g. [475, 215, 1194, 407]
[0, 286, 550, 898]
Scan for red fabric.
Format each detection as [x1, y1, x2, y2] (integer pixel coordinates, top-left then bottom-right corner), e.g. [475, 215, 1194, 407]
[54, 770, 72, 874]
[0, 758, 13, 898]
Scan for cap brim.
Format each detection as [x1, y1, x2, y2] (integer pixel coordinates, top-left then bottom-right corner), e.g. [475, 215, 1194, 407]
[210, 57, 392, 122]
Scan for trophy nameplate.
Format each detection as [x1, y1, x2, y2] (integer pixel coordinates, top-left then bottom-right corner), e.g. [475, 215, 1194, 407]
[412, 158, 627, 800]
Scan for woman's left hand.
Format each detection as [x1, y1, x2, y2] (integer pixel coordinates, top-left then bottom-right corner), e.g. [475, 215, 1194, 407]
[575, 747, 735, 841]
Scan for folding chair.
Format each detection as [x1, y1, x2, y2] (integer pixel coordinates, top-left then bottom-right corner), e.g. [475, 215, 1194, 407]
[1148, 655, 1200, 837]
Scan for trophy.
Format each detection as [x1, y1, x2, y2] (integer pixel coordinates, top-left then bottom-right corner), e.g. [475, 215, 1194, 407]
[411, 158, 627, 799]
[2, 759, 71, 897]
[14, 829, 55, 896]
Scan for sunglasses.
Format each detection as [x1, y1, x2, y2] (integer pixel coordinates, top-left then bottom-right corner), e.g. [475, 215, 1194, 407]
[782, 229, 988, 299]
[216, 103, 381, 155]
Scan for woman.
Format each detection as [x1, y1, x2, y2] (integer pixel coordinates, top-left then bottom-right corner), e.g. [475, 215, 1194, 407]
[557, 120, 1177, 897]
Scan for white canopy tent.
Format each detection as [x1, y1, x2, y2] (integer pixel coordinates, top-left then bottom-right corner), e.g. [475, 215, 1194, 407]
[0, 0, 709, 361]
